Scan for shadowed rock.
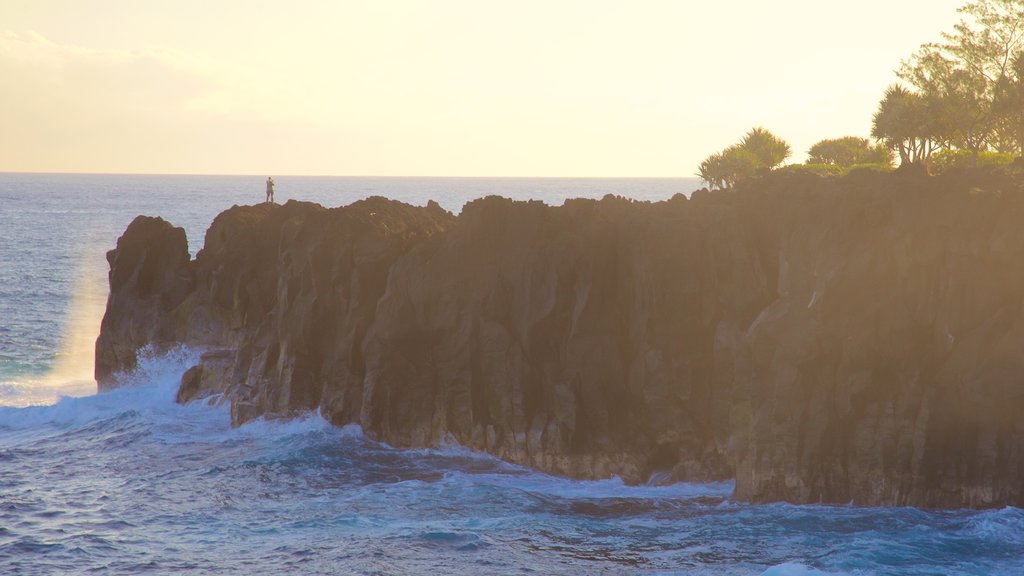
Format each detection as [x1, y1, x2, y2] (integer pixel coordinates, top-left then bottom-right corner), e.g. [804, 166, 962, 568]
[95, 169, 1024, 508]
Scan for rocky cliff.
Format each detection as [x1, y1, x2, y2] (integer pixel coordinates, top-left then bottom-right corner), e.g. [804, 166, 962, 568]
[96, 169, 1024, 508]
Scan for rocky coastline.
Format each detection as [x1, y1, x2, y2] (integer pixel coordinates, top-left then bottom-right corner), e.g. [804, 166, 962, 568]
[95, 169, 1024, 508]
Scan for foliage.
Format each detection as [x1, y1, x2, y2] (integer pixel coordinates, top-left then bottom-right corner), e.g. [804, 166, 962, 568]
[740, 127, 791, 169]
[845, 163, 895, 175]
[871, 84, 941, 166]
[857, 143, 896, 166]
[929, 148, 1016, 172]
[696, 128, 791, 189]
[697, 152, 726, 190]
[807, 136, 894, 168]
[994, 50, 1024, 155]
[777, 163, 844, 177]
[697, 146, 762, 189]
[901, 48, 996, 158]
[896, 0, 1024, 162]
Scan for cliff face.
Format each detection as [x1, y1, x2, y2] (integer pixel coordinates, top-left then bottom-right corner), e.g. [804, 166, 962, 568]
[96, 171, 1024, 508]
[731, 171, 1024, 508]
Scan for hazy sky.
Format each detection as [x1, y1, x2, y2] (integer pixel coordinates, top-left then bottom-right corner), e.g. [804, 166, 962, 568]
[1, 0, 967, 176]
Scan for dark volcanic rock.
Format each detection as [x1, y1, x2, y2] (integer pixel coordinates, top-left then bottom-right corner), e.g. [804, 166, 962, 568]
[730, 170, 1024, 508]
[96, 170, 1024, 508]
[95, 215, 193, 385]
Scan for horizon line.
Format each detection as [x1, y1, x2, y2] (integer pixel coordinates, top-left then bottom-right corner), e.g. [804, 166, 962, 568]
[0, 170, 701, 180]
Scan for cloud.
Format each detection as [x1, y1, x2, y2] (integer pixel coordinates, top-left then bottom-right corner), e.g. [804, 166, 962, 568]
[0, 31, 217, 114]
[0, 32, 222, 171]
[0, 31, 347, 175]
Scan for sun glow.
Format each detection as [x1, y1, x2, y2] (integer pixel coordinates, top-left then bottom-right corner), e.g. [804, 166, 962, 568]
[0, 0, 966, 176]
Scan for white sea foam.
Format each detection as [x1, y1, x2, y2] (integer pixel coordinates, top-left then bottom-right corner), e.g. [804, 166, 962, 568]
[759, 562, 842, 576]
[0, 346, 199, 432]
[475, 472, 734, 500]
[963, 506, 1024, 544]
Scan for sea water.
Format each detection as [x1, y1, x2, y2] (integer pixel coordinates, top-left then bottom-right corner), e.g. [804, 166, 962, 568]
[0, 173, 1021, 575]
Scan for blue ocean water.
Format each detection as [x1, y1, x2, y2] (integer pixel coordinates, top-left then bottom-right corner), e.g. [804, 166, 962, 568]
[1, 173, 1022, 575]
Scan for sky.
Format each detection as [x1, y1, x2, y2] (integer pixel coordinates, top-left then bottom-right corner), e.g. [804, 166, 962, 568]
[0, 0, 968, 177]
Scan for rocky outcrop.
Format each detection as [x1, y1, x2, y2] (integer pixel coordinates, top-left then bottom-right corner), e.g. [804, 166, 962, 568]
[96, 170, 1024, 508]
[95, 215, 193, 384]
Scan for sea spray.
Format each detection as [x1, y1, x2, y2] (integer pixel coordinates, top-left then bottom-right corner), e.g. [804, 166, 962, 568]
[0, 346, 199, 433]
[2, 174, 1022, 575]
[0, 236, 109, 408]
[46, 237, 107, 385]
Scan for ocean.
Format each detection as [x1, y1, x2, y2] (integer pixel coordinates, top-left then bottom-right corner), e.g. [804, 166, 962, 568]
[0, 173, 1021, 575]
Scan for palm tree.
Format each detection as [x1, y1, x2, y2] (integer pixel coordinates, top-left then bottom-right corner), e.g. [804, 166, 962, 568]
[871, 84, 939, 166]
[740, 127, 791, 169]
[696, 146, 761, 189]
[697, 152, 726, 190]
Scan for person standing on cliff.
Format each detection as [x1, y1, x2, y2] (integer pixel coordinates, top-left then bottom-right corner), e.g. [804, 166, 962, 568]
[266, 176, 275, 204]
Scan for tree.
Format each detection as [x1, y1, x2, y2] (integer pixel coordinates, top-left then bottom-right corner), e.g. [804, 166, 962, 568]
[696, 128, 791, 189]
[740, 127, 791, 169]
[807, 136, 893, 168]
[719, 145, 762, 186]
[871, 84, 940, 166]
[898, 0, 1024, 163]
[697, 152, 726, 190]
[857, 142, 896, 166]
[697, 146, 761, 190]
[901, 47, 998, 162]
[994, 50, 1024, 155]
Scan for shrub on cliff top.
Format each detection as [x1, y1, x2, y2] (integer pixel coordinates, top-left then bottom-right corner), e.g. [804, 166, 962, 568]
[777, 163, 844, 177]
[697, 146, 762, 189]
[929, 149, 1016, 173]
[807, 137, 894, 168]
[741, 127, 792, 169]
[697, 127, 791, 189]
[845, 162, 895, 175]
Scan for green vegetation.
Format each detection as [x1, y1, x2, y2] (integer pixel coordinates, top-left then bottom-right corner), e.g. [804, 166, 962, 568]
[871, 84, 941, 165]
[929, 149, 1016, 172]
[697, 128, 791, 189]
[994, 51, 1024, 154]
[777, 163, 844, 177]
[807, 137, 893, 168]
[845, 163, 895, 175]
[694, 0, 1023, 180]
[741, 127, 792, 169]
[888, 0, 1024, 166]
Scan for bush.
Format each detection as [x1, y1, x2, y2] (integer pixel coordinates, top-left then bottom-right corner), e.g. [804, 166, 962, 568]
[777, 163, 843, 177]
[807, 137, 893, 168]
[696, 127, 792, 189]
[697, 145, 763, 189]
[845, 163, 894, 174]
[978, 152, 1016, 167]
[930, 149, 1016, 173]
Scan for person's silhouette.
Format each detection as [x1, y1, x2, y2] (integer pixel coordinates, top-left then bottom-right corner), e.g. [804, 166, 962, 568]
[266, 177, 275, 204]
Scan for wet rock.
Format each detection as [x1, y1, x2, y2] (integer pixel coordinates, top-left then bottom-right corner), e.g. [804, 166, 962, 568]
[94, 215, 192, 388]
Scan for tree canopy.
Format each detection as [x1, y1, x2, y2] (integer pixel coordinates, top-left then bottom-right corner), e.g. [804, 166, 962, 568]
[696, 128, 790, 189]
[994, 50, 1024, 155]
[893, 0, 1024, 163]
[807, 137, 893, 168]
[740, 127, 792, 169]
[871, 84, 941, 165]
[694, 1, 1023, 181]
